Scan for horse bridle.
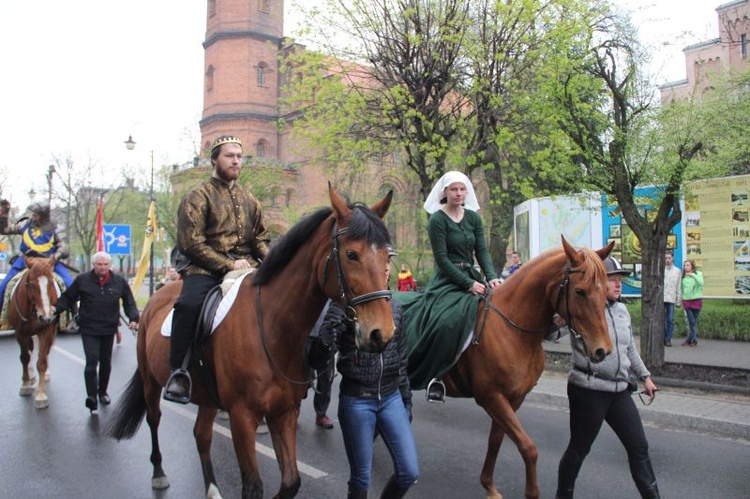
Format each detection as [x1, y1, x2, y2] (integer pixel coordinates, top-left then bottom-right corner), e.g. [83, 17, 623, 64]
[11, 272, 40, 323]
[322, 221, 392, 328]
[478, 261, 586, 345]
[256, 219, 392, 386]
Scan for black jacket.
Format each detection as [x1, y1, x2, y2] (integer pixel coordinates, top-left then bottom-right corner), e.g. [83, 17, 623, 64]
[56, 270, 139, 336]
[318, 300, 412, 414]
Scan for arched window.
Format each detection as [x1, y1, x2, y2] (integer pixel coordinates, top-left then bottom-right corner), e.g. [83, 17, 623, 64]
[205, 65, 215, 91]
[257, 62, 268, 86]
[256, 140, 267, 158]
[259, 0, 271, 13]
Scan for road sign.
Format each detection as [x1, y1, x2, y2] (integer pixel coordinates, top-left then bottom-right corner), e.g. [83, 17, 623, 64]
[0, 252, 6, 261]
[102, 224, 131, 255]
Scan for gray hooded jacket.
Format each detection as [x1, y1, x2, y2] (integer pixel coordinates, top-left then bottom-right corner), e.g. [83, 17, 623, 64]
[567, 300, 651, 393]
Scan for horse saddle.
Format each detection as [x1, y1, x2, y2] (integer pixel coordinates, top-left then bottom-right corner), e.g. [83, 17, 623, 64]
[160, 269, 255, 340]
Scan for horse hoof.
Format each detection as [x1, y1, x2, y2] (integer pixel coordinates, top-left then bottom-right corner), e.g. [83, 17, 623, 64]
[151, 476, 170, 490]
[19, 386, 33, 396]
[35, 397, 49, 409]
[207, 483, 223, 499]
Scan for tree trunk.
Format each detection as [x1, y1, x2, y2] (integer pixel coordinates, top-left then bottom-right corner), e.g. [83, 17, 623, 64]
[637, 233, 667, 371]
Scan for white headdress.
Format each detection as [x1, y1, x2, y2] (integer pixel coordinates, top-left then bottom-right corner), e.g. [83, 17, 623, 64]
[423, 171, 480, 214]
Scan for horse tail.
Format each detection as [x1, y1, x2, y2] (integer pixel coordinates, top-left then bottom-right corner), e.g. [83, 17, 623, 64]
[105, 370, 147, 440]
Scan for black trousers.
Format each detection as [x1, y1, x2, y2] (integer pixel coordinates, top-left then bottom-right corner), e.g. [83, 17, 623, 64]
[313, 364, 336, 418]
[81, 334, 116, 397]
[564, 382, 650, 461]
[169, 273, 220, 369]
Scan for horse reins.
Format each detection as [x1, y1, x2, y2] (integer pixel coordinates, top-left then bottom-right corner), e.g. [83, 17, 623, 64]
[477, 261, 585, 345]
[256, 218, 392, 386]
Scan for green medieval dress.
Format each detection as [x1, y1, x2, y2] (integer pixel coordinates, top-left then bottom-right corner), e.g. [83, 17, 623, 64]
[397, 209, 498, 389]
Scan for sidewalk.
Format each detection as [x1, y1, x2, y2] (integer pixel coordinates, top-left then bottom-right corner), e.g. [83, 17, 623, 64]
[528, 338, 750, 441]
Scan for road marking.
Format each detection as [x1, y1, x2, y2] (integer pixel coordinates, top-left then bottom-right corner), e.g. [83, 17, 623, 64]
[52, 344, 328, 479]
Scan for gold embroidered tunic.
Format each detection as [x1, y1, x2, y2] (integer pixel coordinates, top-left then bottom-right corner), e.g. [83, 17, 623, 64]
[177, 177, 269, 277]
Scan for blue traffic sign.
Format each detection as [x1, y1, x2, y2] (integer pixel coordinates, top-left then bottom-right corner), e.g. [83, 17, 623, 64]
[102, 224, 131, 255]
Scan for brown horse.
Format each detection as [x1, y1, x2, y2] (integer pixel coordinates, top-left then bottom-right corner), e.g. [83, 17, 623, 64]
[107, 185, 395, 499]
[438, 237, 614, 499]
[9, 255, 60, 409]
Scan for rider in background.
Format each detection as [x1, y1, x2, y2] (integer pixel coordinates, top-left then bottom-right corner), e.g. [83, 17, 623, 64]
[164, 135, 269, 404]
[0, 201, 73, 326]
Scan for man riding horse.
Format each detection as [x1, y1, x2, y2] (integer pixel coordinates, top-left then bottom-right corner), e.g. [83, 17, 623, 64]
[164, 135, 270, 403]
[0, 200, 74, 328]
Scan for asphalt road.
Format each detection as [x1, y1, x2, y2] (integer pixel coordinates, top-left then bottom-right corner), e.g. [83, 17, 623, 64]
[1, 329, 748, 498]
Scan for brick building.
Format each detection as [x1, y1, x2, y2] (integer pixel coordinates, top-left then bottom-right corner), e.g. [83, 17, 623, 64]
[173, 0, 425, 249]
[660, 0, 750, 103]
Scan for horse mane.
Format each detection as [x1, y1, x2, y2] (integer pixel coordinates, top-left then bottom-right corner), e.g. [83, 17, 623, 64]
[253, 203, 390, 286]
[506, 246, 604, 285]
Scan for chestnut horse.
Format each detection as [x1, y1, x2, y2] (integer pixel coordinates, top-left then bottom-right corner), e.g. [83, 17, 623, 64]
[9, 255, 59, 409]
[107, 185, 395, 499]
[436, 238, 614, 499]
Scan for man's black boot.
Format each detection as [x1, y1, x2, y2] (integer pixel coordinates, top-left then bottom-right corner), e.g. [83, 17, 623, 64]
[629, 458, 660, 499]
[163, 369, 192, 404]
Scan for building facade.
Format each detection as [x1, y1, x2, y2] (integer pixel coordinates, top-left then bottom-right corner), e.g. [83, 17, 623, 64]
[660, 0, 750, 102]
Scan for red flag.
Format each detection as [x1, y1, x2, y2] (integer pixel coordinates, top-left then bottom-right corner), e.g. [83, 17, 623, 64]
[96, 195, 104, 252]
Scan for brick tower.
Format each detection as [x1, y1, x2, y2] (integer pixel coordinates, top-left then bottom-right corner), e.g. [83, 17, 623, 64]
[200, 0, 283, 158]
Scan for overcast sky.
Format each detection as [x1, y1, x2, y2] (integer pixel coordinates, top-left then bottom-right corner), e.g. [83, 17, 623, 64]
[0, 0, 722, 208]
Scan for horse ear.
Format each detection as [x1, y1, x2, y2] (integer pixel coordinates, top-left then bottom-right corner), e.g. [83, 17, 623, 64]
[328, 182, 352, 220]
[596, 240, 615, 260]
[561, 235, 585, 266]
[370, 190, 393, 219]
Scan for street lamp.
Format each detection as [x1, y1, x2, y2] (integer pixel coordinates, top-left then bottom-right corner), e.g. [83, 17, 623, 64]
[124, 134, 156, 296]
[47, 164, 55, 207]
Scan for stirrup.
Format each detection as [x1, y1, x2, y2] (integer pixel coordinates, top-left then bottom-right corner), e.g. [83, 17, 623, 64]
[163, 369, 192, 404]
[426, 378, 446, 403]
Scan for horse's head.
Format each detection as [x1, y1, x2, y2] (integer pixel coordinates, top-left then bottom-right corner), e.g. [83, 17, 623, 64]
[559, 237, 614, 363]
[324, 183, 395, 353]
[22, 255, 58, 325]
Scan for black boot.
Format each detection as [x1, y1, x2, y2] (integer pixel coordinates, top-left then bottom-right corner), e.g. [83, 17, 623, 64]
[163, 369, 192, 404]
[380, 475, 409, 499]
[556, 448, 585, 499]
[347, 484, 368, 499]
[629, 458, 660, 499]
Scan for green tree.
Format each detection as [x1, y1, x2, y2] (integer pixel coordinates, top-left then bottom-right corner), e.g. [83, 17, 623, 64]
[552, 9, 714, 369]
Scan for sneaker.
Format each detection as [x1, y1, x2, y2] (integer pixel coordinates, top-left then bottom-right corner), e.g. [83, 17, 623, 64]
[426, 378, 446, 403]
[681, 340, 692, 347]
[315, 415, 334, 429]
[690, 341, 698, 347]
[664, 340, 672, 347]
[163, 370, 191, 404]
[98, 393, 111, 405]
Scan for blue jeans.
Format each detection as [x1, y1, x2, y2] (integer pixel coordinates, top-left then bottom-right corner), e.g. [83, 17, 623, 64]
[685, 308, 701, 343]
[338, 390, 419, 492]
[663, 302, 675, 341]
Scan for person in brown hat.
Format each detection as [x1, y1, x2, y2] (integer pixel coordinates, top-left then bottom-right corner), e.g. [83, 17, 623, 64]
[164, 135, 270, 403]
[555, 256, 661, 498]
